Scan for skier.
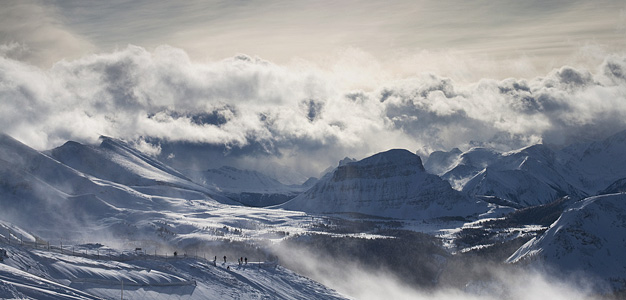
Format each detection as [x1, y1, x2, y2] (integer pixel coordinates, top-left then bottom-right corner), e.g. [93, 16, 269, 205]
[244, 257, 248, 264]
[223, 255, 227, 263]
[174, 251, 177, 257]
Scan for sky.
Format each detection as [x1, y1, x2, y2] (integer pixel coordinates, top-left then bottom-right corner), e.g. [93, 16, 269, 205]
[1, 0, 626, 180]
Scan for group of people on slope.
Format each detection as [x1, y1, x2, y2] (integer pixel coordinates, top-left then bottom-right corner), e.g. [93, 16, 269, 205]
[213, 255, 248, 269]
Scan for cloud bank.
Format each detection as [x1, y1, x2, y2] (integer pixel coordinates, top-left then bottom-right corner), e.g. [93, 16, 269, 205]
[1, 45, 626, 177]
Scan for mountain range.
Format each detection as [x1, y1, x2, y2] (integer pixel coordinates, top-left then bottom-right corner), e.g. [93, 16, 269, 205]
[1, 130, 626, 298]
[425, 130, 626, 207]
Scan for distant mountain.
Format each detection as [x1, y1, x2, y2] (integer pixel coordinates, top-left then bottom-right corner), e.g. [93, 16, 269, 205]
[461, 145, 586, 207]
[423, 147, 462, 176]
[559, 130, 626, 195]
[426, 131, 626, 207]
[279, 149, 489, 219]
[432, 147, 501, 190]
[507, 193, 626, 292]
[186, 166, 306, 207]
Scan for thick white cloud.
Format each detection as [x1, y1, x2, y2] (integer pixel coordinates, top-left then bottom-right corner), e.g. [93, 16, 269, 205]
[1, 45, 626, 178]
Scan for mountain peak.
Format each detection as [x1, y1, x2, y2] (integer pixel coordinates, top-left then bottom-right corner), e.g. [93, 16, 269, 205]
[354, 149, 424, 170]
[332, 149, 424, 182]
[338, 157, 356, 166]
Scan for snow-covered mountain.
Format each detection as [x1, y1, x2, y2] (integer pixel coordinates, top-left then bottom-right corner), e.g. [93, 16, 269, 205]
[461, 145, 586, 207]
[436, 147, 501, 190]
[50, 137, 190, 187]
[186, 166, 306, 207]
[279, 149, 489, 220]
[0, 133, 237, 239]
[426, 130, 626, 207]
[423, 147, 462, 177]
[507, 193, 626, 292]
[559, 130, 626, 195]
[48, 137, 230, 200]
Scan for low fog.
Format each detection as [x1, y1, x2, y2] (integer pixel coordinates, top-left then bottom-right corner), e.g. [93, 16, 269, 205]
[274, 241, 606, 300]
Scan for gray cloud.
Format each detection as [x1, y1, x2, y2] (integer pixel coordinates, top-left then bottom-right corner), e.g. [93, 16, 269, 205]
[2, 45, 626, 178]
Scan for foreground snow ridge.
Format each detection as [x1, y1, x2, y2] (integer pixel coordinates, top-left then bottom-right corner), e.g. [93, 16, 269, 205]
[0, 239, 348, 300]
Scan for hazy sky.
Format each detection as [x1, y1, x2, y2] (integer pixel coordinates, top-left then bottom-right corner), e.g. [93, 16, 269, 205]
[3, 0, 625, 78]
[2, 0, 626, 179]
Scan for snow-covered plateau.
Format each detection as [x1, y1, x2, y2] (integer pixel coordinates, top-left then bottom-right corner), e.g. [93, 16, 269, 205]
[2, 131, 626, 299]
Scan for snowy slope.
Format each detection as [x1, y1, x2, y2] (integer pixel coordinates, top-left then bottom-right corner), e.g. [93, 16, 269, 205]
[507, 193, 626, 292]
[186, 166, 305, 207]
[0, 263, 102, 300]
[279, 149, 489, 220]
[0, 227, 348, 300]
